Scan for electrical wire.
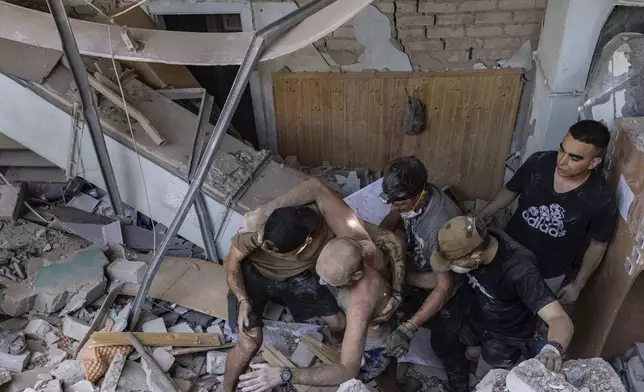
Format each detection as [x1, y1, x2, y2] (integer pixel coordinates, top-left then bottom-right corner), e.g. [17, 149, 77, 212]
[109, 0, 149, 19]
[106, 25, 157, 254]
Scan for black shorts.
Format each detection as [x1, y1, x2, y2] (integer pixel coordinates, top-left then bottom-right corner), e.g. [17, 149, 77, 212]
[241, 261, 341, 326]
[459, 322, 528, 369]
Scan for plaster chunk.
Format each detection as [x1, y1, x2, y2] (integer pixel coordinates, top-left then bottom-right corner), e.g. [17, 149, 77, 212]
[506, 359, 577, 392]
[562, 358, 625, 392]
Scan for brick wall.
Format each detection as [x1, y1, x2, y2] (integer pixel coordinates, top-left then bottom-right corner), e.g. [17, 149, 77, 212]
[319, 0, 547, 70]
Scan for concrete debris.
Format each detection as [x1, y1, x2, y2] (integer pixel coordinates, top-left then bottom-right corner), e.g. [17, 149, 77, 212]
[0, 279, 37, 316]
[50, 360, 84, 387]
[505, 359, 576, 392]
[106, 259, 146, 283]
[206, 324, 224, 341]
[337, 379, 377, 392]
[0, 350, 30, 372]
[169, 322, 194, 334]
[62, 316, 90, 342]
[100, 352, 126, 392]
[141, 317, 167, 333]
[25, 319, 54, 340]
[66, 194, 100, 214]
[206, 351, 227, 375]
[173, 365, 198, 381]
[0, 367, 11, 386]
[45, 332, 60, 347]
[39, 373, 54, 381]
[290, 342, 315, 367]
[172, 306, 189, 315]
[149, 347, 175, 373]
[476, 369, 509, 392]
[563, 358, 625, 392]
[173, 378, 192, 392]
[117, 360, 149, 392]
[64, 380, 94, 392]
[46, 347, 69, 367]
[180, 310, 215, 328]
[39, 379, 63, 392]
[0, 184, 25, 220]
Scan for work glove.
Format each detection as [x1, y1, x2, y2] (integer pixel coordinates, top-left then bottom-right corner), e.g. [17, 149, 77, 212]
[535, 344, 563, 372]
[383, 321, 417, 358]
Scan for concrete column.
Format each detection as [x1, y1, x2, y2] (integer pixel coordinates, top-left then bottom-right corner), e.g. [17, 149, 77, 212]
[521, 0, 613, 159]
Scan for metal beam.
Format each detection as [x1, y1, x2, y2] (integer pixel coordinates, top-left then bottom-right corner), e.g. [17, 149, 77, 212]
[46, 0, 124, 216]
[128, 0, 338, 330]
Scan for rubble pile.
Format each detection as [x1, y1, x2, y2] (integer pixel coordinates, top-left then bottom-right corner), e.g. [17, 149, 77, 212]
[476, 358, 626, 392]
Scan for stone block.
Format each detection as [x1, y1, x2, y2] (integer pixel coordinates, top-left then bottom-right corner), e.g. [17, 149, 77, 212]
[51, 360, 84, 388]
[206, 324, 224, 341]
[506, 359, 576, 392]
[46, 331, 60, 347]
[562, 358, 626, 392]
[504, 23, 541, 36]
[106, 259, 146, 283]
[0, 184, 24, 220]
[476, 369, 508, 392]
[25, 319, 54, 340]
[0, 351, 30, 372]
[150, 347, 175, 373]
[206, 351, 227, 375]
[475, 12, 514, 24]
[0, 279, 36, 316]
[168, 322, 194, 334]
[437, 13, 476, 26]
[62, 316, 90, 342]
[290, 342, 315, 367]
[142, 317, 167, 333]
[40, 379, 62, 392]
[46, 347, 69, 367]
[0, 367, 11, 386]
[466, 26, 504, 37]
[426, 27, 465, 38]
[64, 380, 94, 392]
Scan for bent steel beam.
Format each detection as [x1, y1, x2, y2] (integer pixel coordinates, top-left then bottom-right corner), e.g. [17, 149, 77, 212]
[128, 0, 338, 329]
[46, 0, 124, 216]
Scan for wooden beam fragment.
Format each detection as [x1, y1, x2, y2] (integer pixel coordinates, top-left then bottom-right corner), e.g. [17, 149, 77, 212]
[127, 332, 180, 392]
[300, 335, 340, 364]
[74, 282, 124, 358]
[261, 344, 308, 392]
[168, 343, 235, 356]
[90, 332, 221, 347]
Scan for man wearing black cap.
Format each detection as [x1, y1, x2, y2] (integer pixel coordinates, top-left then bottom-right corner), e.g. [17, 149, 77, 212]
[378, 156, 465, 391]
[223, 178, 406, 392]
[430, 216, 574, 378]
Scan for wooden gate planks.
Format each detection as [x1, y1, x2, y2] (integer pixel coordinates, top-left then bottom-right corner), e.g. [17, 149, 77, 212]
[273, 70, 523, 200]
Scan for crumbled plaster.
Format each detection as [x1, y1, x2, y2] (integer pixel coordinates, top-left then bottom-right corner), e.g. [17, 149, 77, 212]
[342, 5, 412, 72]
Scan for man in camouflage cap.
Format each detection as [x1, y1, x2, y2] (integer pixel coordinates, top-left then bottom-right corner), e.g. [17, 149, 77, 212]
[431, 216, 574, 379]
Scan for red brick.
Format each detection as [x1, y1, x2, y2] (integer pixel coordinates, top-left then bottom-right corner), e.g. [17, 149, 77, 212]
[325, 39, 364, 51]
[333, 27, 355, 38]
[498, 0, 536, 10]
[504, 23, 540, 36]
[466, 26, 504, 37]
[396, 1, 418, 13]
[475, 12, 514, 24]
[398, 14, 436, 27]
[437, 13, 476, 25]
[483, 37, 522, 48]
[375, 1, 395, 14]
[419, 2, 458, 13]
[445, 37, 483, 50]
[459, 0, 497, 12]
[398, 28, 427, 39]
[474, 48, 517, 60]
[426, 26, 466, 38]
[405, 40, 444, 51]
[513, 10, 545, 22]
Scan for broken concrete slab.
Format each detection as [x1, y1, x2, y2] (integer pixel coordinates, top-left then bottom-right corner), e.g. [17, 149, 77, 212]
[100, 352, 126, 392]
[0, 279, 37, 316]
[290, 342, 315, 368]
[33, 248, 108, 314]
[63, 221, 123, 246]
[3, 365, 56, 392]
[117, 360, 149, 392]
[51, 360, 84, 388]
[25, 318, 54, 340]
[562, 358, 626, 392]
[141, 317, 167, 333]
[206, 324, 223, 341]
[46, 347, 68, 366]
[0, 350, 30, 372]
[149, 347, 175, 373]
[67, 194, 100, 213]
[206, 351, 227, 375]
[0, 367, 11, 386]
[62, 316, 90, 342]
[506, 359, 576, 392]
[64, 380, 94, 392]
[0, 184, 25, 220]
[106, 259, 145, 284]
[168, 323, 194, 334]
[337, 379, 376, 392]
[476, 369, 509, 392]
[172, 365, 198, 381]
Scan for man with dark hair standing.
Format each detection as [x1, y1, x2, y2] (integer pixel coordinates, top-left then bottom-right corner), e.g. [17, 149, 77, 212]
[430, 216, 574, 378]
[378, 156, 465, 392]
[478, 120, 617, 303]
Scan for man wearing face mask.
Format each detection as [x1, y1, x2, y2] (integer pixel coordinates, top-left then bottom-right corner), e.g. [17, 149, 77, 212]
[477, 120, 616, 302]
[431, 216, 574, 378]
[378, 156, 464, 392]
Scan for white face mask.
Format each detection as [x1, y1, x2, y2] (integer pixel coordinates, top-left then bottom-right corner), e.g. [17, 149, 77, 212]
[400, 209, 423, 219]
[449, 265, 475, 274]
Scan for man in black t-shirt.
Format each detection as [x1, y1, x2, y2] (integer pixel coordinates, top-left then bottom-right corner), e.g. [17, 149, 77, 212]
[431, 216, 574, 379]
[478, 120, 617, 303]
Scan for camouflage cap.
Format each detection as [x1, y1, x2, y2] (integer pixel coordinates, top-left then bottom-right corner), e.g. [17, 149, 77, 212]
[430, 216, 485, 272]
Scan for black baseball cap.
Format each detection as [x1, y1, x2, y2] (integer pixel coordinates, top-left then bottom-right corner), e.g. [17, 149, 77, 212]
[264, 206, 319, 253]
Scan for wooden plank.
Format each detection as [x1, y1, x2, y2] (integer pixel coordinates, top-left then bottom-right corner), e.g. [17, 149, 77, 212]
[262, 344, 308, 392]
[330, 78, 346, 166]
[90, 332, 221, 347]
[120, 257, 229, 320]
[168, 344, 235, 356]
[309, 78, 323, 166]
[127, 333, 181, 392]
[299, 335, 340, 364]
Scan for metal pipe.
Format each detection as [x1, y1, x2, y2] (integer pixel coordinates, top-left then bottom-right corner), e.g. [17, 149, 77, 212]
[128, 0, 338, 330]
[46, 0, 124, 216]
[195, 195, 218, 261]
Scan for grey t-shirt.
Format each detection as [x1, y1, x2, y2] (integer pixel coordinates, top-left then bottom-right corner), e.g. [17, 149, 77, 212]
[403, 186, 462, 272]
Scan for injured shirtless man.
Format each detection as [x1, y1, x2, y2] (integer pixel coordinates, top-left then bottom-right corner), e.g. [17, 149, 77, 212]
[238, 236, 399, 392]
